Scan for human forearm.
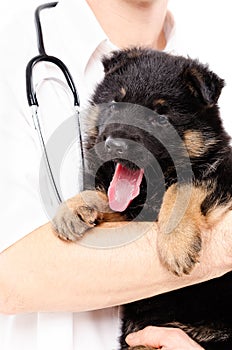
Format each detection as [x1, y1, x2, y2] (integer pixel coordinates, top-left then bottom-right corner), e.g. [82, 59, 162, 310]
[0, 213, 232, 314]
[1, 221, 161, 314]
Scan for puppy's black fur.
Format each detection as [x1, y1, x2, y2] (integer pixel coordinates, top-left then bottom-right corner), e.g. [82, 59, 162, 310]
[53, 48, 232, 349]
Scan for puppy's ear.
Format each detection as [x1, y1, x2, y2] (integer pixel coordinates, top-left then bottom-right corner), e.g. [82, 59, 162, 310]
[183, 62, 225, 106]
[102, 48, 144, 75]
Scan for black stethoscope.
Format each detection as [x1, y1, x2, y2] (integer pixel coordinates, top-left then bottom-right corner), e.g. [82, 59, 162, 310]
[26, 2, 84, 204]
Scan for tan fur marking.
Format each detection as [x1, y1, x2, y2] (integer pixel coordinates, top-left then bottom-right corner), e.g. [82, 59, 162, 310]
[82, 105, 100, 142]
[120, 87, 127, 97]
[157, 184, 208, 275]
[183, 130, 206, 157]
[153, 98, 166, 106]
[53, 190, 124, 242]
[184, 130, 218, 158]
[157, 183, 232, 275]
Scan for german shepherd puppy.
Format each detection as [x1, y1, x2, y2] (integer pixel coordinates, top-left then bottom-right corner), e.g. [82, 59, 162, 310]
[53, 48, 232, 349]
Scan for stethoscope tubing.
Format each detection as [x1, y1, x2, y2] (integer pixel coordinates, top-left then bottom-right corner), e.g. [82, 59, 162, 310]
[26, 54, 80, 107]
[31, 105, 63, 204]
[26, 2, 84, 204]
[34, 2, 58, 56]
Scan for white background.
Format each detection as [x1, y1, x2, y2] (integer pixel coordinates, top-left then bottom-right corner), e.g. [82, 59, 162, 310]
[0, 0, 231, 70]
[0, 0, 231, 130]
[0, 0, 231, 76]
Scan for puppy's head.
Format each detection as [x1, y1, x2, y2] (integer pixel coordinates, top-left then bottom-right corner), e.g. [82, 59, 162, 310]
[84, 48, 227, 213]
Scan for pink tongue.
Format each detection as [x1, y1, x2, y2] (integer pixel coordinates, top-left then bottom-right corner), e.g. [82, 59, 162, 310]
[107, 163, 144, 212]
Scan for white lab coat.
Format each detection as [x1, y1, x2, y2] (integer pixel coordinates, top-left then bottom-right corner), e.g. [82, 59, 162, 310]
[0, 0, 231, 349]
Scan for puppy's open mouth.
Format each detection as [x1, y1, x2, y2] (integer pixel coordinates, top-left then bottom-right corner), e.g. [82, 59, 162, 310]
[107, 163, 144, 212]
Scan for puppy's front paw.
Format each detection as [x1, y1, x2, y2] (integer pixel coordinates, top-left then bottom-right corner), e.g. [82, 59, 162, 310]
[157, 184, 206, 275]
[52, 190, 110, 242]
[157, 227, 202, 276]
[52, 202, 100, 241]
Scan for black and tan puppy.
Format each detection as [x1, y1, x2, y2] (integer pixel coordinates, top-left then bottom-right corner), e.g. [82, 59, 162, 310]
[53, 48, 232, 349]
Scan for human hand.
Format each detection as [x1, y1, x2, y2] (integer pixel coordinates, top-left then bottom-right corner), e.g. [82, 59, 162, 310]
[125, 326, 204, 350]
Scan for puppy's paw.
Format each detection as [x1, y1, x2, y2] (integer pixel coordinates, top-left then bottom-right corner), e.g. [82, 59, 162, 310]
[52, 203, 100, 241]
[157, 227, 202, 276]
[52, 190, 110, 242]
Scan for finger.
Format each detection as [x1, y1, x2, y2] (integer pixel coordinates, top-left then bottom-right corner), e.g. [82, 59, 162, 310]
[125, 326, 204, 349]
[126, 326, 164, 348]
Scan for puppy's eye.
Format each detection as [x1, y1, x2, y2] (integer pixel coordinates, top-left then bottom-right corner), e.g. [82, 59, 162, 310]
[157, 115, 168, 125]
[156, 105, 169, 115]
[149, 114, 169, 125]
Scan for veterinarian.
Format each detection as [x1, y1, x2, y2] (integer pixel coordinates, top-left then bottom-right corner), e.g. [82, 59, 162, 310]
[0, 0, 231, 349]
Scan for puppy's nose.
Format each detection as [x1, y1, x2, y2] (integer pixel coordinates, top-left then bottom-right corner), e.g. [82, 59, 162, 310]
[105, 136, 128, 156]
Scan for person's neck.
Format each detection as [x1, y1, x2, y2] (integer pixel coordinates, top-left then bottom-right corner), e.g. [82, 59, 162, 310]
[86, 0, 168, 50]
